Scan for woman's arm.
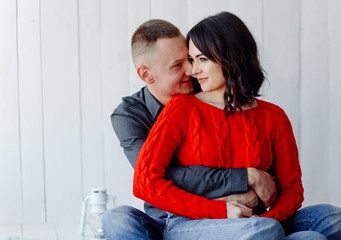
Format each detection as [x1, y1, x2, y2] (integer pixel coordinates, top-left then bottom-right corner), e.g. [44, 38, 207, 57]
[260, 109, 304, 221]
[133, 96, 228, 219]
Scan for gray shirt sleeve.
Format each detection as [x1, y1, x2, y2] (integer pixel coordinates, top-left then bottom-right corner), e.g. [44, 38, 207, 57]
[166, 166, 248, 198]
[111, 114, 146, 168]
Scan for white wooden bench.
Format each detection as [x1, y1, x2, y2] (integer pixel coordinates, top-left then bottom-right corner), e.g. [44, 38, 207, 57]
[0, 224, 58, 240]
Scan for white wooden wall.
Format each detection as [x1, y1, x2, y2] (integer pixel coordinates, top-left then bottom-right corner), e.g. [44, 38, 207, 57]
[0, 0, 340, 239]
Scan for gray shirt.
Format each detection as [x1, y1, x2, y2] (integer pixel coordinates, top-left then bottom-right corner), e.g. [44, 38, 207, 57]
[111, 86, 249, 218]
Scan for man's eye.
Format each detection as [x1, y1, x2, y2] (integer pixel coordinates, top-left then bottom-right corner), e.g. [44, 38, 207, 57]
[173, 63, 182, 68]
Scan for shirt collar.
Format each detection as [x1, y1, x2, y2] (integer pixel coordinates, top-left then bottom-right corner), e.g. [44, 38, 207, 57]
[143, 87, 164, 120]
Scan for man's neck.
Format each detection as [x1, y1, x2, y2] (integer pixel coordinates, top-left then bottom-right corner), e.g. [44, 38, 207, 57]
[146, 85, 170, 106]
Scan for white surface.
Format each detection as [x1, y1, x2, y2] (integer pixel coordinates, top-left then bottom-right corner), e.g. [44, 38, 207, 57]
[300, 0, 330, 206]
[0, 0, 23, 224]
[0, 224, 57, 240]
[17, 0, 46, 224]
[329, 0, 341, 207]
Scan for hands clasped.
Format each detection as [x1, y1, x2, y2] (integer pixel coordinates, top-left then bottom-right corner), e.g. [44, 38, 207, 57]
[214, 168, 277, 218]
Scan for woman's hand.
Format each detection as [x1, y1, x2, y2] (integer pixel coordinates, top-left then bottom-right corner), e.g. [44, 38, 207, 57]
[214, 189, 259, 208]
[226, 201, 253, 218]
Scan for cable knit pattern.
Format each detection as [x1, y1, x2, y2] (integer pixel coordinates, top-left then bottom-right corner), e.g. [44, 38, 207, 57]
[133, 94, 304, 221]
[215, 115, 232, 168]
[242, 111, 261, 167]
[191, 106, 202, 163]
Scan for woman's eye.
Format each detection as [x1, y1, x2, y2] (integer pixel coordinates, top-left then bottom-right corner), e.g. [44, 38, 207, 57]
[200, 57, 207, 62]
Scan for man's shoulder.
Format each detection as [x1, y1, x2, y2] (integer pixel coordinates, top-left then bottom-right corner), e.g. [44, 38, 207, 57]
[110, 88, 155, 133]
[112, 88, 147, 116]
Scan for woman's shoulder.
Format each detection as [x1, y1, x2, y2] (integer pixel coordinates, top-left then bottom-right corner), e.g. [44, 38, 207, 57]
[166, 94, 195, 109]
[257, 99, 285, 114]
[160, 94, 196, 116]
[170, 94, 195, 102]
[257, 99, 291, 123]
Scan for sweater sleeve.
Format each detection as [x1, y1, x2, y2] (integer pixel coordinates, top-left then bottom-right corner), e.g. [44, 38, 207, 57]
[260, 109, 304, 221]
[133, 96, 227, 219]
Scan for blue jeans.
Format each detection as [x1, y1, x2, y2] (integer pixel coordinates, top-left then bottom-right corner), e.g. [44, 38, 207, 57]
[282, 204, 341, 240]
[164, 215, 284, 240]
[102, 204, 341, 240]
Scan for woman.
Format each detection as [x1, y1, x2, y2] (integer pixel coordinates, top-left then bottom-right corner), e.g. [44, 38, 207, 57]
[134, 11, 303, 225]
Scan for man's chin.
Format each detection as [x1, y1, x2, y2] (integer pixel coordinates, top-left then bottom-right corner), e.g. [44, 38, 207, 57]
[182, 87, 193, 95]
[180, 82, 193, 94]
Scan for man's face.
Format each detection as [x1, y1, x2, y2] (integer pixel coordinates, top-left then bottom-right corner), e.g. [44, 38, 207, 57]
[149, 36, 193, 99]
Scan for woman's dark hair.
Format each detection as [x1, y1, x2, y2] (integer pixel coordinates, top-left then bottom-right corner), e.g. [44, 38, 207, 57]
[186, 11, 265, 116]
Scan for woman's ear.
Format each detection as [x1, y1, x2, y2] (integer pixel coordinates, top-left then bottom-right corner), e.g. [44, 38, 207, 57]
[137, 65, 154, 84]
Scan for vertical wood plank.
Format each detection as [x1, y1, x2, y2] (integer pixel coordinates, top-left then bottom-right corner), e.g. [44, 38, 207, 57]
[17, 0, 46, 223]
[79, 0, 104, 197]
[0, 0, 23, 224]
[329, 0, 341, 207]
[300, 0, 330, 205]
[128, 0, 150, 94]
[40, 0, 81, 238]
[101, 0, 137, 209]
[262, 0, 300, 142]
[188, 0, 231, 28]
[150, 0, 189, 34]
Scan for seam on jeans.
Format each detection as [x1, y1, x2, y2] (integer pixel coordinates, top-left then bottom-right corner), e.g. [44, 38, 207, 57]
[286, 218, 314, 230]
[165, 221, 243, 232]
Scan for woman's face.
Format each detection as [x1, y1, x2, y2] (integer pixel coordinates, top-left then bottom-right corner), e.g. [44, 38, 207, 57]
[188, 39, 226, 93]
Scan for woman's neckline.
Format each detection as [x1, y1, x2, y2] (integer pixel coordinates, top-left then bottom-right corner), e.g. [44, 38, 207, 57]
[190, 94, 259, 113]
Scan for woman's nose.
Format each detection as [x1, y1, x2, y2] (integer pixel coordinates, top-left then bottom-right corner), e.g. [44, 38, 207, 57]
[184, 60, 193, 76]
[191, 61, 200, 75]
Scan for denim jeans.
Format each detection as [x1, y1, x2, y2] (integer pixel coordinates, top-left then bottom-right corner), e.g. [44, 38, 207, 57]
[282, 204, 341, 240]
[102, 204, 341, 240]
[164, 215, 284, 240]
[102, 205, 165, 239]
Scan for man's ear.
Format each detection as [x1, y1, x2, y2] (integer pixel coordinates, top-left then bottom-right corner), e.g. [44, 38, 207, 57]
[137, 65, 154, 84]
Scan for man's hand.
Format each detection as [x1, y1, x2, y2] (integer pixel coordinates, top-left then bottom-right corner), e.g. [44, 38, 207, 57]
[247, 168, 277, 208]
[226, 201, 253, 218]
[213, 189, 259, 208]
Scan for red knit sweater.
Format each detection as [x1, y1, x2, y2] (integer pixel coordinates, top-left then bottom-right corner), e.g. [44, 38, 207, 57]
[133, 94, 304, 221]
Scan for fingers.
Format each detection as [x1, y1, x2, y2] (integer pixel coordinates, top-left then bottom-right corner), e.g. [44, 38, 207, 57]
[234, 202, 253, 217]
[227, 201, 253, 218]
[248, 168, 278, 208]
[258, 177, 277, 208]
[241, 208, 253, 217]
[263, 190, 278, 208]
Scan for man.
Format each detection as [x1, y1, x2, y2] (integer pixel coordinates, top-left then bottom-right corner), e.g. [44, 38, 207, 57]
[102, 19, 341, 239]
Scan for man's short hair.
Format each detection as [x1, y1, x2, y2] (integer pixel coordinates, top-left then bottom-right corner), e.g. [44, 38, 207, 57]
[131, 19, 181, 67]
